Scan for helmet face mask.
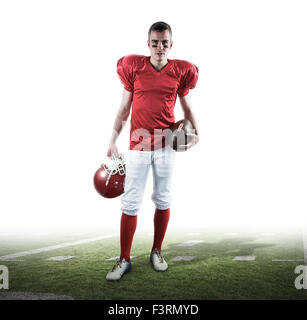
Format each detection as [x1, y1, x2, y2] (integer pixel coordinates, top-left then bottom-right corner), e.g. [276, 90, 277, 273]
[102, 154, 125, 186]
[94, 154, 126, 198]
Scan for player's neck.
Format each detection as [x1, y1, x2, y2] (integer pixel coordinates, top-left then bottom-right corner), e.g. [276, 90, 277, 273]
[150, 56, 168, 71]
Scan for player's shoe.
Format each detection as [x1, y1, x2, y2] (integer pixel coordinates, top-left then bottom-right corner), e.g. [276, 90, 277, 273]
[106, 258, 131, 281]
[150, 249, 168, 272]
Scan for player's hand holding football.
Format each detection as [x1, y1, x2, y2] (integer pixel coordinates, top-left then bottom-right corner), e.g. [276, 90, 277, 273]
[177, 132, 199, 152]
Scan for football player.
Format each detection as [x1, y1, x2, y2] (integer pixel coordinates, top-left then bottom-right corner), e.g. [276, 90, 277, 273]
[106, 21, 199, 280]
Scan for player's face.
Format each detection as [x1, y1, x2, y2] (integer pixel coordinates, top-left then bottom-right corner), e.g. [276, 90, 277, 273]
[147, 30, 173, 63]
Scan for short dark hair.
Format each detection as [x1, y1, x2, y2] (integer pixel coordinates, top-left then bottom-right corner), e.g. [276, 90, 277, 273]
[148, 21, 172, 40]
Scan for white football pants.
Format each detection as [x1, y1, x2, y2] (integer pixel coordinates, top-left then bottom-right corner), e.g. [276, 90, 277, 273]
[121, 145, 176, 216]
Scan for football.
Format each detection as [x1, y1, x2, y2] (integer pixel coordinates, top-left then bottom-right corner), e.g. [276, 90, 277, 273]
[167, 119, 194, 151]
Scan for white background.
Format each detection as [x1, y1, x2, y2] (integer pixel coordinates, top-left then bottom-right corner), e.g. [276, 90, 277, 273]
[0, 0, 306, 231]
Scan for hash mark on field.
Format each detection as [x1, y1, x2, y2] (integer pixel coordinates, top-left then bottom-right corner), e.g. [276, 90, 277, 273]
[233, 256, 256, 261]
[0, 233, 118, 261]
[177, 240, 204, 247]
[45, 256, 75, 261]
[171, 256, 196, 261]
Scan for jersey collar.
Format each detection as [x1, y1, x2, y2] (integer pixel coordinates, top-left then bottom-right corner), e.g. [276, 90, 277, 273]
[147, 56, 172, 73]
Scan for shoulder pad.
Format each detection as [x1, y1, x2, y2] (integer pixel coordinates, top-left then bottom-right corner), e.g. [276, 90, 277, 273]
[173, 59, 198, 75]
[173, 59, 199, 97]
[119, 54, 147, 71]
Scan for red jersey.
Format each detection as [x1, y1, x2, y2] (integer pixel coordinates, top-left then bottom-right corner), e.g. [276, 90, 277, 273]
[117, 55, 199, 151]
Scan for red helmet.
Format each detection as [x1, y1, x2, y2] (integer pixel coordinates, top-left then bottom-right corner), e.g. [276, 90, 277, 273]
[93, 154, 125, 198]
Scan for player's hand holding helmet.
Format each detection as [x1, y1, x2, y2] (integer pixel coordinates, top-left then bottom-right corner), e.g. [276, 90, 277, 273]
[93, 153, 125, 198]
[107, 142, 119, 158]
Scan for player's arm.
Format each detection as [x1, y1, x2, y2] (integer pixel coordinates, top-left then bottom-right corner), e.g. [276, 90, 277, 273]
[179, 93, 199, 150]
[107, 88, 133, 157]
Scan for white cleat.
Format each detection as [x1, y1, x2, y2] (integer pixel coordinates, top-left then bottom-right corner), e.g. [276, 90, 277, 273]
[150, 249, 168, 272]
[106, 258, 131, 281]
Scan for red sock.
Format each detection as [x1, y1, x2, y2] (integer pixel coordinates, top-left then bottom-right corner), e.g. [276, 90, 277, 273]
[152, 208, 170, 252]
[120, 213, 137, 262]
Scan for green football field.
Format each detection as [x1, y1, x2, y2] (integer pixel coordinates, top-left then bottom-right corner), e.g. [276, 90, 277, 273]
[0, 227, 307, 300]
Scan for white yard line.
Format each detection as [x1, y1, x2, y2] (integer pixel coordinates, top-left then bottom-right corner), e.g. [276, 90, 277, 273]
[0, 233, 118, 261]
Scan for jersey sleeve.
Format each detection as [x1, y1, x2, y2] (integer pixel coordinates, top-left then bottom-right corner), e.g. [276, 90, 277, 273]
[117, 56, 135, 92]
[177, 62, 199, 97]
